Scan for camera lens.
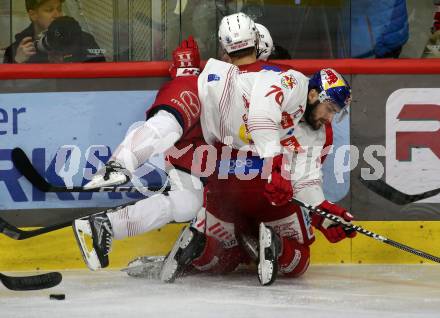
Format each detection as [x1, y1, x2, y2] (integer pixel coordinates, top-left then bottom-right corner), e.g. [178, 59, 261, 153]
[36, 16, 82, 53]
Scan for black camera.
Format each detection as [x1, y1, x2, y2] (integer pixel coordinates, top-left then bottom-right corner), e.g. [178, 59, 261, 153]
[35, 16, 82, 53]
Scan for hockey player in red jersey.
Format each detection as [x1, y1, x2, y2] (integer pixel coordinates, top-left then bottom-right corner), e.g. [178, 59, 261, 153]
[160, 13, 356, 286]
[73, 36, 205, 271]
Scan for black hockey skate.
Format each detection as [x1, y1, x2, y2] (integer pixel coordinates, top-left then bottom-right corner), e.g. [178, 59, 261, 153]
[257, 222, 281, 286]
[73, 212, 114, 271]
[160, 226, 206, 283]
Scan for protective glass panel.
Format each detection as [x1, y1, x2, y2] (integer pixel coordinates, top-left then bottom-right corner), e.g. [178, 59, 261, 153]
[0, 0, 437, 63]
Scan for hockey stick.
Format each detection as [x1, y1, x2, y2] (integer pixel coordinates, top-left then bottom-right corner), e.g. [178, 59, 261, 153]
[291, 197, 440, 264]
[359, 176, 440, 205]
[11, 148, 170, 193]
[0, 217, 72, 240]
[0, 201, 141, 240]
[0, 272, 62, 291]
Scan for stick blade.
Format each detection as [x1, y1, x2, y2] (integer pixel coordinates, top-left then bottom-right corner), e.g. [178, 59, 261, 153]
[359, 176, 440, 205]
[359, 177, 415, 205]
[0, 272, 62, 291]
[0, 216, 23, 240]
[11, 148, 51, 192]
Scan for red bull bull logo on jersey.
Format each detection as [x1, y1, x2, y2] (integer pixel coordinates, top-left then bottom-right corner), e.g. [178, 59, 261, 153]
[281, 74, 297, 90]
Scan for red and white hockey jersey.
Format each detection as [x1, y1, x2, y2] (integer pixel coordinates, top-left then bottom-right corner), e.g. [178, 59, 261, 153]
[288, 121, 333, 206]
[198, 58, 334, 206]
[147, 75, 204, 174]
[198, 58, 308, 158]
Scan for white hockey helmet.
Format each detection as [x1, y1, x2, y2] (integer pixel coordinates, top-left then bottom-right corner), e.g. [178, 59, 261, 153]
[218, 12, 258, 54]
[255, 23, 274, 61]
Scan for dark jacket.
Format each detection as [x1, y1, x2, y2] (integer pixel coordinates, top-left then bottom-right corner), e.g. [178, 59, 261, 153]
[3, 23, 106, 63]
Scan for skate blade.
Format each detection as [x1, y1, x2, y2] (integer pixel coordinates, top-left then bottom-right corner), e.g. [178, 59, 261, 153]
[73, 220, 102, 271]
[258, 223, 275, 286]
[258, 260, 274, 285]
[259, 223, 272, 250]
[160, 227, 192, 283]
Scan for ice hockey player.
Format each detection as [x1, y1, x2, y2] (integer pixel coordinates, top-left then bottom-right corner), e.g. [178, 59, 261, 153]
[255, 23, 275, 61]
[218, 13, 289, 73]
[73, 15, 287, 271]
[160, 35, 356, 285]
[73, 36, 205, 271]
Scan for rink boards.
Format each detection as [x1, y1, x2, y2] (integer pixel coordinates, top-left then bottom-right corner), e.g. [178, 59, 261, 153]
[1, 221, 440, 271]
[1, 60, 440, 271]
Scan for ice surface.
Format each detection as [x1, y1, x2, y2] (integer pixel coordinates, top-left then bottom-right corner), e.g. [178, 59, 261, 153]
[1, 265, 439, 318]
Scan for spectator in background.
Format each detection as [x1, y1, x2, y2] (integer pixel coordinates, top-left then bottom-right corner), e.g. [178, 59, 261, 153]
[422, 0, 440, 58]
[3, 0, 105, 63]
[351, 0, 409, 58]
[432, 0, 440, 33]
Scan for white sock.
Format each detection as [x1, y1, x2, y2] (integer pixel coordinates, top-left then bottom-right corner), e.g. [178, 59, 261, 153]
[107, 194, 173, 240]
[107, 169, 204, 240]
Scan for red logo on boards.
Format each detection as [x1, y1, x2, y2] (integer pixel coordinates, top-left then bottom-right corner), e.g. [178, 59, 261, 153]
[395, 104, 440, 161]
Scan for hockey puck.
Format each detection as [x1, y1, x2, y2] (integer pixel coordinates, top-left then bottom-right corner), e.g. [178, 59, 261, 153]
[49, 294, 65, 300]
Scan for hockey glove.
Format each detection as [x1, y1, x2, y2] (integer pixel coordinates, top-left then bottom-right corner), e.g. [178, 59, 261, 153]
[264, 154, 293, 207]
[169, 35, 201, 78]
[311, 200, 357, 243]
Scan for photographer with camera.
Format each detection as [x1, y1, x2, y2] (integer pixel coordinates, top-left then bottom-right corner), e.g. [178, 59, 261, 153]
[3, 0, 106, 63]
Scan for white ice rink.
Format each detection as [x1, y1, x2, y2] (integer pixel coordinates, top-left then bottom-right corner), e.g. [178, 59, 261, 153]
[1, 265, 439, 318]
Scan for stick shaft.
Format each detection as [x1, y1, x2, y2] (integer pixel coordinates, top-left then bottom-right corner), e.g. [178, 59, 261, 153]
[12, 147, 170, 193]
[0, 200, 141, 240]
[290, 198, 440, 263]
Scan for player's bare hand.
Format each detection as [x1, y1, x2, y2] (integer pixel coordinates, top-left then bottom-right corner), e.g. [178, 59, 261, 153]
[14, 37, 36, 63]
